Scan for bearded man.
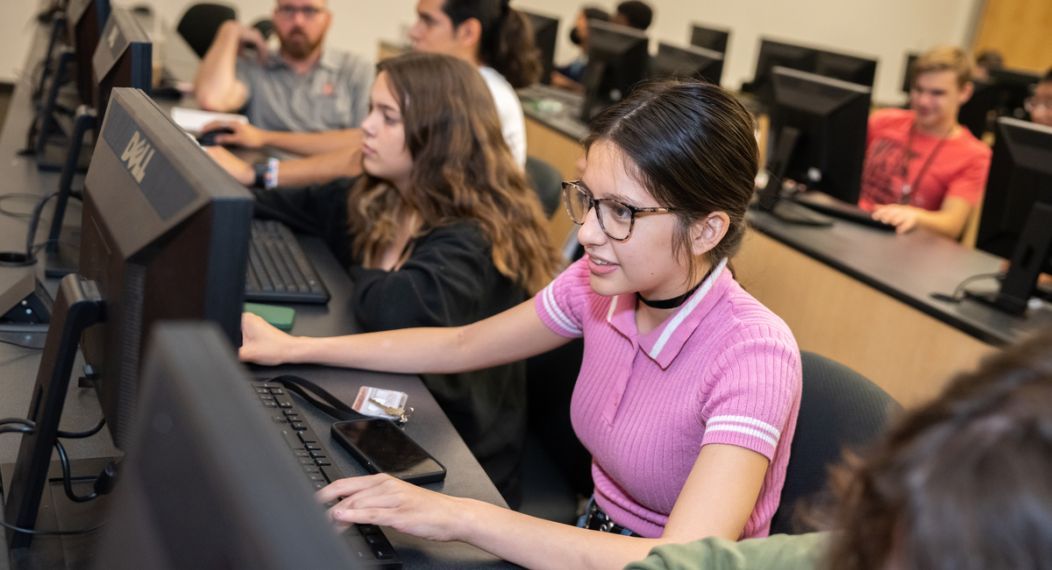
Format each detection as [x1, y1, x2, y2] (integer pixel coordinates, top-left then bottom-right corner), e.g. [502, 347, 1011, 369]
[193, 0, 371, 132]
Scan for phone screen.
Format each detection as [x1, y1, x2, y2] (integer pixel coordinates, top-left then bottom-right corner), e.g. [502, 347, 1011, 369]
[331, 419, 446, 484]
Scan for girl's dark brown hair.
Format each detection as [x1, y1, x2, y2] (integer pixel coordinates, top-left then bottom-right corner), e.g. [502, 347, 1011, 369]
[346, 52, 558, 293]
[583, 79, 759, 281]
[825, 330, 1052, 570]
[441, 0, 540, 88]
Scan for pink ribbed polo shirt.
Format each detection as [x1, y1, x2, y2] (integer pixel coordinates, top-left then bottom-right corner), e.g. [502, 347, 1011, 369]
[535, 258, 801, 539]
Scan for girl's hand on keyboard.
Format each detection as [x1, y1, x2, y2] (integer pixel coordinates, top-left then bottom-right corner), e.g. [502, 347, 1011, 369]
[239, 312, 298, 366]
[318, 474, 467, 542]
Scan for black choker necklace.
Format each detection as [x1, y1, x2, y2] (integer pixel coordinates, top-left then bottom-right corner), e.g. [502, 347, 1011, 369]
[637, 281, 703, 309]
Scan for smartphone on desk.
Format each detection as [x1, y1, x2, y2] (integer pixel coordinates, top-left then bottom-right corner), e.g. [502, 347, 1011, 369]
[331, 418, 446, 485]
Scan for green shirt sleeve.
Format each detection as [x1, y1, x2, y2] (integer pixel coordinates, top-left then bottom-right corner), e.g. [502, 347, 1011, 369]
[625, 532, 829, 570]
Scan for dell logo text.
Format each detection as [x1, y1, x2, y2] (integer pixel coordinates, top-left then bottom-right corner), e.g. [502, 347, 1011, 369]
[121, 131, 155, 184]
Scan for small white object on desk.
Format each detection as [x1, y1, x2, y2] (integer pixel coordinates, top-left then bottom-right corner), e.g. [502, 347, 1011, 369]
[170, 107, 248, 134]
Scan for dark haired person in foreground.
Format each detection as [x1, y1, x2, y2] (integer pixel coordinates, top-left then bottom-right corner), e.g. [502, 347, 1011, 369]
[628, 328, 1052, 570]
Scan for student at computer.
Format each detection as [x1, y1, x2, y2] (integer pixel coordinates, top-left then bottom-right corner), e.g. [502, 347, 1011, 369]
[203, 0, 539, 189]
[859, 46, 992, 239]
[193, 0, 371, 133]
[1027, 68, 1052, 128]
[243, 79, 802, 567]
[245, 52, 559, 503]
[550, 6, 609, 90]
[627, 329, 1052, 570]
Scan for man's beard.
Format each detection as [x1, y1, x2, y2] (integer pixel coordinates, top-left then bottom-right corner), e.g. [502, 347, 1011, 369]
[280, 29, 322, 60]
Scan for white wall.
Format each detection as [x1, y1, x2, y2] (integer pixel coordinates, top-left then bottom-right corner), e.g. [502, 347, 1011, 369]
[3, 0, 981, 103]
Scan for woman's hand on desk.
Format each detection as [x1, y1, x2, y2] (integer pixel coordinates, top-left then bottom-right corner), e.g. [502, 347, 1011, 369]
[204, 146, 254, 186]
[318, 474, 469, 542]
[239, 312, 301, 365]
[871, 203, 920, 234]
[201, 120, 269, 149]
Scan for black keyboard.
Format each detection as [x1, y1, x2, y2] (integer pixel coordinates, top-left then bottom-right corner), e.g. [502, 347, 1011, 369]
[252, 381, 402, 567]
[246, 220, 331, 304]
[792, 192, 896, 232]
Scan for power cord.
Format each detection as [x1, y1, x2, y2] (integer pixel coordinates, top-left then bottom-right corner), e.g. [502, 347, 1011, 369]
[929, 272, 1004, 304]
[0, 192, 60, 268]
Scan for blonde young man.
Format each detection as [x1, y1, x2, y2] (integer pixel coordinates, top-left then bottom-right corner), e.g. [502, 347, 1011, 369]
[194, 0, 371, 133]
[859, 46, 991, 239]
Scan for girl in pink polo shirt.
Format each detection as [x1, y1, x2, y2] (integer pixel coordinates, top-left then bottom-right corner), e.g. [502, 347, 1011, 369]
[241, 78, 802, 568]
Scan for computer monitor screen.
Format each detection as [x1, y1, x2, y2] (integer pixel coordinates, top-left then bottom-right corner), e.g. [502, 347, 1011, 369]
[814, 50, 878, 88]
[92, 8, 151, 126]
[990, 68, 1040, 120]
[79, 87, 252, 447]
[689, 23, 729, 54]
[522, 10, 558, 86]
[768, 66, 872, 203]
[580, 20, 649, 121]
[973, 117, 1052, 314]
[67, 0, 112, 105]
[957, 79, 999, 139]
[901, 52, 919, 94]
[650, 42, 724, 85]
[747, 38, 818, 105]
[92, 322, 359, 569]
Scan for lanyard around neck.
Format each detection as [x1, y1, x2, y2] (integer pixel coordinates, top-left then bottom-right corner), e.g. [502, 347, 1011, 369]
[898, 121, 955, 204]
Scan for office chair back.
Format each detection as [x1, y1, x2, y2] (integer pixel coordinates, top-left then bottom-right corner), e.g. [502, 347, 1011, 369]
[525, 155, 562, 218]
[770, 351, 900, 534]
[177, 3, 237, 59]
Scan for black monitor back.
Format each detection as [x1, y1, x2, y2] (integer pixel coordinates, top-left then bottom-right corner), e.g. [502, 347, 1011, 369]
[67, 0, 111, 105]
[92, 322, 360, 569]
[522, 10, 558, 86]
[650, 42, 724, 85]
[957, 79, 999, 139]
[976, 117, 1052, 264]
[689, 23, 729, 54]
[814, 50, 878, 88]
[990, 68, 1040, 120]
[748, 38, 818, 104]
[79, 88, 253, 448]
[770, 67, 872, 203]
[901, 52, 919, 93]
[93, 7, 151, 126]
[581, 20, 649, 120]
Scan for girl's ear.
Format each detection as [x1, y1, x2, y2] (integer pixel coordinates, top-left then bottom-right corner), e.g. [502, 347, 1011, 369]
[689, 211, 729, 257]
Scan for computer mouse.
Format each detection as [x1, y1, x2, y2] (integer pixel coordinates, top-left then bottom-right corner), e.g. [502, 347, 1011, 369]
[196, 126, 236, 146]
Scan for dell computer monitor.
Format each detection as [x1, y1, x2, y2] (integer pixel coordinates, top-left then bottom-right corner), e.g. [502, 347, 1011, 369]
[901, 52, 919, 94]
[747, 38, 818, 106]
[67, 0, 112, 105]
[689, 23, 729, 54]
[814, 50, 878, 88]
[3, 87, 252, 550]
[93, 7, 151, 126]
[93, 322, 359, 569]
[580, 20, 649, 121]
[767, 66, 872, 204]
[989, 68, 1040, 120]
[973, 117, 1052, 314]
[522, 10, 558, 86]
[650, 42, 724, 85]
[44, 7, 152, 279]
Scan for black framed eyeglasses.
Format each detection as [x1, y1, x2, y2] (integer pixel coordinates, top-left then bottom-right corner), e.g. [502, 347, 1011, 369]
[561, 180, 678, 241]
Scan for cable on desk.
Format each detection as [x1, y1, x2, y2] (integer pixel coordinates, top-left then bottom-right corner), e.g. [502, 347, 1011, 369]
[57, 417, 105, 439]
[0, 193, 45, 219]
[0, 191, 59, 267]
[0, 517, 104, 537]
[929, 272, 1004, 304]
[53, 439, 100, 503]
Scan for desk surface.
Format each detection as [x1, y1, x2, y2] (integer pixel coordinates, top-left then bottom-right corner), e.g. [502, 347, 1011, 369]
[747, 210, 1052, 347]
[0, 18, 511, 569]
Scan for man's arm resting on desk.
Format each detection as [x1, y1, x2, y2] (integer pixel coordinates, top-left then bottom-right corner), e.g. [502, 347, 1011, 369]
[204, 121, 363, 156]
[194, 20, 260, 112]
[205, 146, 363, 188]
[872, 196, 972, 239]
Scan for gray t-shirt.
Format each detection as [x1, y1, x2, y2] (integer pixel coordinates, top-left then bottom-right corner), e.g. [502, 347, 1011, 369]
[236, 49, 372, 132]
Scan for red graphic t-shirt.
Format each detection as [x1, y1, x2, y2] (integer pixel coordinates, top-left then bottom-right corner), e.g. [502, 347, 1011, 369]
[858, 109, 991, 212]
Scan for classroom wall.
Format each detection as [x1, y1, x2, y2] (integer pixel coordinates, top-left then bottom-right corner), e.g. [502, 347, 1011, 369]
[2, 0, 983, 104]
